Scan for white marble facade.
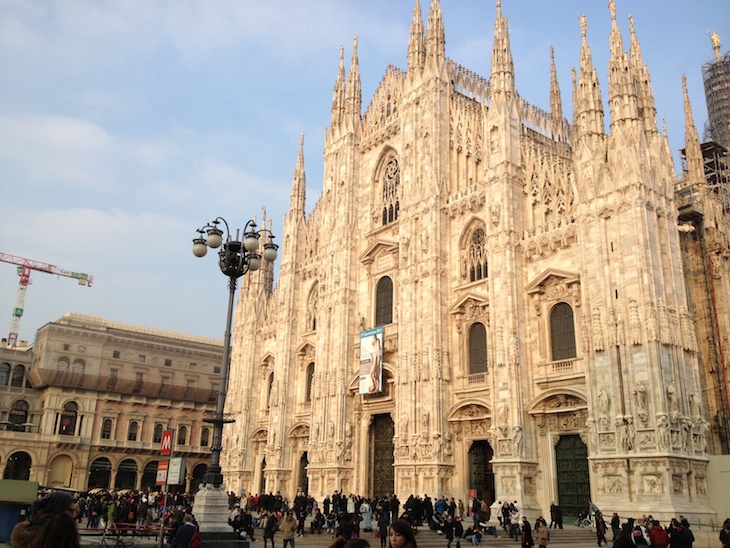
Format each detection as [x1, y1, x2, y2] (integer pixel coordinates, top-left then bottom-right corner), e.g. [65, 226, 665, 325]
[221, 0, 725, 522]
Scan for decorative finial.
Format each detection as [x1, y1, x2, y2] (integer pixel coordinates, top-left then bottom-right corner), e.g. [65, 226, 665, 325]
[580, 14, 587, 38]
[608, 0, 616, 21]
[353, 35, 358, 50]
[628, 13, 634, 35]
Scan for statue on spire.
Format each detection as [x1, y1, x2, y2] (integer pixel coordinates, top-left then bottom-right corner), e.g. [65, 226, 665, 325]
[708, 30, 722, 62]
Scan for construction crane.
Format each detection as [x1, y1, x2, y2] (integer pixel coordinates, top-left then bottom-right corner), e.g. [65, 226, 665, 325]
[0, 252, 93, 347]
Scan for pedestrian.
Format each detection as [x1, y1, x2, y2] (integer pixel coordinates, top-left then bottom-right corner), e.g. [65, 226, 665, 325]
[281, 510, 297, 548]
[521, 516, 534, 548]
[595, 511, 608, 546]
[649, 520, 669, 548]
[720, 518, 730, 548]
[263, 510, 280, 548]
[170, 514, 198, 548]
[443, 514, 455, 548]
[536, 522, 549, 548]
[611, 512, 621, 541]
[11, 491, 81, 548]
[389, 519, 418, 548]
[377, 507, 391, 548]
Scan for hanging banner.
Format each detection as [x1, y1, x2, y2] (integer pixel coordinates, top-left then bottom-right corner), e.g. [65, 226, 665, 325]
[359, 327, 384, 395]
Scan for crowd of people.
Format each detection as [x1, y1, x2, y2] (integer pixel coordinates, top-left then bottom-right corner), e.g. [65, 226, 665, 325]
[9, 487, 730, 548]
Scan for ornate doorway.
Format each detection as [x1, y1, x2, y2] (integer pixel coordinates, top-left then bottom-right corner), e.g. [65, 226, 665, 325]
[468, 440, 495, 507]
[370, 414, 394, 497]
[299, 452, 309, 494]
[555, 434, 589, 519]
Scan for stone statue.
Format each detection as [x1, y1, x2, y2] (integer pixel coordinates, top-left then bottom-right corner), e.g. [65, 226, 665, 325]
[597, 388, 610, 416]
[656, 414, 669, 451]
[512, 426, 523, 456]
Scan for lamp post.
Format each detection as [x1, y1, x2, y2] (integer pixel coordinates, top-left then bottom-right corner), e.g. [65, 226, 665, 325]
[192, 216, 277, 540]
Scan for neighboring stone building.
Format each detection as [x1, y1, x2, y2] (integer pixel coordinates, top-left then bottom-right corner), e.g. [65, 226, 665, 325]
[221, 0, 724, 521]
[0, 313, 222, 493]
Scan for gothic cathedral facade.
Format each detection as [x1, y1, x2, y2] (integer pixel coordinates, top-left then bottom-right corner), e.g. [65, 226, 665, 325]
[221, 0, 721, 521]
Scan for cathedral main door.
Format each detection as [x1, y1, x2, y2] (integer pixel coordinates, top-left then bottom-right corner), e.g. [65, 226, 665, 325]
[370, 414, 394, 497]
[555, 434, 590, 519]
[468, 440, 495, 507]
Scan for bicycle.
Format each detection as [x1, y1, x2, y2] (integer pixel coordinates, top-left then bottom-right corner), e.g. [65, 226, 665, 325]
[87, 526, 136, 548]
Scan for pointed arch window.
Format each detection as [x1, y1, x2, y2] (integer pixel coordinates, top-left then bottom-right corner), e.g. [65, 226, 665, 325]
[468, 228, 488, 282]
[305, 362, 315, 402]
[468, 322, 488, 374]
[550, 302, 576, 361]
[381, 158, 400, 225]
[375, 276, 393, 326]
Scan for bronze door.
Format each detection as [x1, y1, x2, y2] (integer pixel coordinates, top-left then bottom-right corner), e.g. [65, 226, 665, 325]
[468, 440, 495, 507]
[371, 414, 394, 497]
[555, 434, 590, 519]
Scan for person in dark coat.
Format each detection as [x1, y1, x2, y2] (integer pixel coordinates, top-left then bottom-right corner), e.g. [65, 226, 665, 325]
[521, 516, 534, 548]
[11, 491, 81, 548]
[171, 514, 197, 548]
[377, 504, 391, 548]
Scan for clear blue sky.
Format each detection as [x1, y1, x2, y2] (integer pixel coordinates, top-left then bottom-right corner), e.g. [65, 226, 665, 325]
[0, 0, 728, 343]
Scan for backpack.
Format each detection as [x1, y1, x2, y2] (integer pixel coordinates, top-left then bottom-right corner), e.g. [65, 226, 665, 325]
[632, 526, 648, 545]
[189, 528, 202, 548]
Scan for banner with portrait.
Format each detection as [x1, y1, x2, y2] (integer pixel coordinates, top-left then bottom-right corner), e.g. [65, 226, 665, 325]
[359, 327, 384, 395]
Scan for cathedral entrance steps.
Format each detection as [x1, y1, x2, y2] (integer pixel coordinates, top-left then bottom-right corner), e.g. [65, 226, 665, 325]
[282, 523, 600, 548]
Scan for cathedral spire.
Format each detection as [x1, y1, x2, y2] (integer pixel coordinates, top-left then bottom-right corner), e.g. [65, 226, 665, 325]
[330, 46, 346, 134]
[572, 14, 605, 140]
[290, 133, 306, 217]
[424, 0, 446, 78]
[490, 0, 515, 95]
[550, 45, 563, 122]
[629, 14, 658, 134]
[407, 0, 426, 76]
[682, 75, 705, 185]
[606, 0, 638, 127]
[345, 36, 362, 132]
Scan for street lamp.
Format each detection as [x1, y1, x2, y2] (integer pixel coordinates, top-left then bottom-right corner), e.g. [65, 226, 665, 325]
[192, 216, 277, 535]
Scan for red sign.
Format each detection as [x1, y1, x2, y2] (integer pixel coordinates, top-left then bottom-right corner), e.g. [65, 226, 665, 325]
[161, 430, 174, 456]
[156, 461, 169, 485]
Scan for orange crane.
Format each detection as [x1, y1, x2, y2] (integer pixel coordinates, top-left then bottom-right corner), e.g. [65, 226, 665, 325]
[0, 252, 93, 347]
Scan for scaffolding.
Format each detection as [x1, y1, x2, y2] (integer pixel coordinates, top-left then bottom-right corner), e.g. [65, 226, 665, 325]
[703, 50, 730, 152]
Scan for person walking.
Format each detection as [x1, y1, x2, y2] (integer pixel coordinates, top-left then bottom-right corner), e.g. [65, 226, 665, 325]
[536, 521, 549, 548]
[263, 510, 279, 548]
[521, 516, 534, 548]
[281, 510, 297, 548]
[595, 511, 608, 547]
